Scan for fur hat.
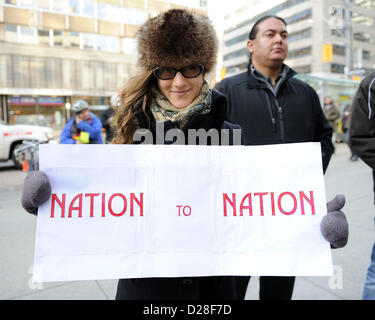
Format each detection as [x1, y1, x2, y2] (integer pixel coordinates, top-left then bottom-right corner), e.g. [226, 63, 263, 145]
[137, 9, 218, 73]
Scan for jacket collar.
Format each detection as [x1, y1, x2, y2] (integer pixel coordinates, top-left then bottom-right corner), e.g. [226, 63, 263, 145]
[246, 62, 296, 90]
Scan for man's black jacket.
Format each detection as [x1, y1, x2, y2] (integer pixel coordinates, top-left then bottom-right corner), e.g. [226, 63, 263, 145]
[215, 65, 334, 173]
[349, 71, 375, 169]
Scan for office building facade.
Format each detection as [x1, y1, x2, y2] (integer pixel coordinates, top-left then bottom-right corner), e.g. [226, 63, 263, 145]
[0, 0, 206, 129]
[222, 0, 375, 79]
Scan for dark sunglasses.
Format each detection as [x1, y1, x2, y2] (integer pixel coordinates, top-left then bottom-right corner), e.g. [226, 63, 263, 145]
[153, 64, 204, 80]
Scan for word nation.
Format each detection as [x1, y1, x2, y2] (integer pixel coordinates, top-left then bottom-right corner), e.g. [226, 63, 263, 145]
[223, 191, 315, 216]
[50, 192, 144, 218]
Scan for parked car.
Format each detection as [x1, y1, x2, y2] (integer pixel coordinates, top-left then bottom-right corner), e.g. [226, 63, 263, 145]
[0, 120, 54, 169]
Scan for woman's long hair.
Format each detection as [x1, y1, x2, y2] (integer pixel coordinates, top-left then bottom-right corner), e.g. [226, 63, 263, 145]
[112, 70, 154, 144]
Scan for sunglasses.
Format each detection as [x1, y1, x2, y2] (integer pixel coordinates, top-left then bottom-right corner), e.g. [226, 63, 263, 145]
[153, 64, 204, 80]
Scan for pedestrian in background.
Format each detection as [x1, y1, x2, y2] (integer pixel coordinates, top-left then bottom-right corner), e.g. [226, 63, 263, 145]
[60, 100, 103, 144]
[323, 96, 341, 143]
[350, 71, 375, 300]
[215, 15, 338, 300]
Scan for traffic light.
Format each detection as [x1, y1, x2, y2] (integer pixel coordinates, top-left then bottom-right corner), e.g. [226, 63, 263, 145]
[220, 68, 226, 80]
[322, 44, 333, 62]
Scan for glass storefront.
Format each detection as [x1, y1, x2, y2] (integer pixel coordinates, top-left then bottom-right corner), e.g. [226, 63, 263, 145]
[6, 95, 111, 132]
[295, 74, 360, 108]
[8, 96, 66, 129]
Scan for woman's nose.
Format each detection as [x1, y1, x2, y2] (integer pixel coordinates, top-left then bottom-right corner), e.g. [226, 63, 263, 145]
[172, 72, 186, 86]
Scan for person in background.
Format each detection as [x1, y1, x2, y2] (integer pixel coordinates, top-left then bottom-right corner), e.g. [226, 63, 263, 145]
[60, 100, 103, 144]
[341, 101, 358, 161]
[350, 72, 375, 300]
[101, 95, 119, 144]
[323, 96, 341, 142]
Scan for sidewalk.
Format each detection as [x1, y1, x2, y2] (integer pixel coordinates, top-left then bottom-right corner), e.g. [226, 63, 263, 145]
[0, 143, 374, 300]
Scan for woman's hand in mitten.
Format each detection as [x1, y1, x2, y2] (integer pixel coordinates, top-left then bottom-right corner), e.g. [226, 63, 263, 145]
[21, 171, 51, 215]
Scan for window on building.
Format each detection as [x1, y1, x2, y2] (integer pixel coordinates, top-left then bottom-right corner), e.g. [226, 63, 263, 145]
[97, 35, 120, 53]
[82, 0, 95, 17]
[53, 30, 63, 46]
[353, 31, 372, 44]
[19, 0, 34, 8]
[287, 28, 312, 43]
[98, 3, 122, 21]
[123, 8, 147, 25]
[331, 63, 345, 73]
[69, 31, 80, 48]
[351, 0, 375, 9]
[288, 46, 311, 59]
[224, 33, 248, 47]
[331, 29, 344, 37]
[69, 0, 80, 14]
[4, 24, 18, 43]
[363, 50, 371, 60]
[19, 26, 36, 45]
[285, 8, 312, 25]
[351, 11, 374, 26]
[122, 37, 137, 55]
[333, 44, 345, 56]
[83, 33, 95, 50]
[293, 64, 311, 74]
[36, 0, 50, 10]
[37, 28, 50, 46]
[53, 0, 67, 12]
[223, 49, 248, 61]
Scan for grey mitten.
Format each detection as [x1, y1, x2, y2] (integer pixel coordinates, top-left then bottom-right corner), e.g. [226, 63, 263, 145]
[321, 194, 348, 249]
[21, 171, 51, 215]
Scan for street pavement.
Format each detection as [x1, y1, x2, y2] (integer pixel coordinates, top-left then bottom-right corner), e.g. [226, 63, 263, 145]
[0, 142, 374, 300]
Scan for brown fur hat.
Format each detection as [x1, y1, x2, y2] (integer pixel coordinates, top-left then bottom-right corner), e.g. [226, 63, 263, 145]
[137, 9, 218, 73]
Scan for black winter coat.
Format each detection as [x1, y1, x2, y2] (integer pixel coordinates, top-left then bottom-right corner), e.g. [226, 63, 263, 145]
[215, 65, 334, 173]
[115, 89, 243, 300]
[349, 72, 375, 169]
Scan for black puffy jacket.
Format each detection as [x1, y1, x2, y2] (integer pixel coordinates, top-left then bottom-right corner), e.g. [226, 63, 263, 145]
[215, 65, 334, 173]
[349, 72, 375, 169]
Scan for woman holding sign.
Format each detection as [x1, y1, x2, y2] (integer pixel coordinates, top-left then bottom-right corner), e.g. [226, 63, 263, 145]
[22, 8, 348, 300]
[112, 9, 242, 299]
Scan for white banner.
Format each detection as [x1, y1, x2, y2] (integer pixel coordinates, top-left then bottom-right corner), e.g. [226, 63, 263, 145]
[34, 143, 333, 282]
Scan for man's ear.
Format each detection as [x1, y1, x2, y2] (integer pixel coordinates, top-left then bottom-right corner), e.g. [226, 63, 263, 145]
[247, 40, 254, 55]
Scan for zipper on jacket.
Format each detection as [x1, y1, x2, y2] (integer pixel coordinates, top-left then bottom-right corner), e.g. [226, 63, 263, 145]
[265, 92, 276, 132]
[275, 99, 285, 142]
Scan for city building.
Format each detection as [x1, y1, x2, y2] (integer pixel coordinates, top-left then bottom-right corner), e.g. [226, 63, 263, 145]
[221, 0, 375, 104]
[0, 0, 207, 130]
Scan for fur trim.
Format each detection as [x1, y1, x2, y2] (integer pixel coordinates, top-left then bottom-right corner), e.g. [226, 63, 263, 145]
[137, 9, 218, 73]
